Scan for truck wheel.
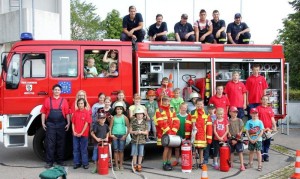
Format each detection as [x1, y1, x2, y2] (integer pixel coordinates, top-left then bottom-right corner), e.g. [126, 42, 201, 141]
[33, 127, 46, 161]
[33, 127, 73, 161]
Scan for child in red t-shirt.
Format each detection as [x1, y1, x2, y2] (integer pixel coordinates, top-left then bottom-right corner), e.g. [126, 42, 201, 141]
[257, 95, 277, 162]
[72, 98, 92, 169]
[212, 108, 229, 170]
[156, 77, 172, 106]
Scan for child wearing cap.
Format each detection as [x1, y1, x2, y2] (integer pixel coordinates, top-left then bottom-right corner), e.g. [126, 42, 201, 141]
[228, 106, 245, 171]
[129, 93, 148, 120]
[72, 98, 92, 169]
[212, 108, 229, 170]
[245, 108, 264, 171]
[186, 98, 212, 169]
[109, 102, 130, 171]
[90, 112, 110, 173]
[257, 95, 277, 162]
[145, 90, 158, 140]
[129, 106, 149, 172]
[170, 88, 184, 113]
[204, 103, 216, 164]
[155, 95, 180, 171]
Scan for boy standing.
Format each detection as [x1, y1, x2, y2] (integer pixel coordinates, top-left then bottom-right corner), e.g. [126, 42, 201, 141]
[246, 64, 268, 119]
[245, 108, 264, 171]
[155, 96, 180, 171]
[91, 113, 110, 173]
[228, 106, 245, 171]
[145, 90, 158, 140]
[170, 88, 184, 113]
[203, 104, 216, 164]
[257, 95, 277, 162]
[225, 71, 247, 119]
[209, 85, 230, 116]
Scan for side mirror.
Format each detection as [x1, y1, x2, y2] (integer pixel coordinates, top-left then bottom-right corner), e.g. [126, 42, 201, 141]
[1, 55, 7, 73]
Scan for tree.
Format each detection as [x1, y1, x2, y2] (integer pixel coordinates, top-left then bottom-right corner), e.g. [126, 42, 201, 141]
[274, 0, 300, 89]
[71, 0, 102, 40]
[100, 9, 123, 39]
[167, 32, 175, 41]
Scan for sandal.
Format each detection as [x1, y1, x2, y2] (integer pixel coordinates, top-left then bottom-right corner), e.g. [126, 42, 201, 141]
[257, 165, 262, 171]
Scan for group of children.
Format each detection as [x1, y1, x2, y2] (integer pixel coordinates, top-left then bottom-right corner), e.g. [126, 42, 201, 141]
[70, 65, 277, 174]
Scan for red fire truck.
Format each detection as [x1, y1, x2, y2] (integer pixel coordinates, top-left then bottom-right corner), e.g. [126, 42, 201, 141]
[0, 34, 287, 160]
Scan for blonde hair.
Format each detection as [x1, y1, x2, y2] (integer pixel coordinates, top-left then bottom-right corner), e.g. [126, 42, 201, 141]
[216, 108, 224, 115]
[75, 90, 90, 110]
[232, 71, 240, 75]
[180, 102, 188, 108]
[174, 88, 181, 93]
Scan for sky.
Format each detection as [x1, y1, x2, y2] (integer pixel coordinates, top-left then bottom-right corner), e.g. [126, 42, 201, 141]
[85, 0, 294, 44]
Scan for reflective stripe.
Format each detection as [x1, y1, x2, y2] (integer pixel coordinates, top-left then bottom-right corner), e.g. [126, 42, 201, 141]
[207, 122, 212, 125]
[207, 136, 212, 139]
[172, 128, 178, 133]
[185, 132, 191, 135]
[157, 138, 162, 146]
[219, 38, 226, 42]
[243, 39, 250, 42]
[172, 117, 179, 121]
[185, 120, 192, 124]
[162, 127, 170, 134]
[156, 117, 163, 121]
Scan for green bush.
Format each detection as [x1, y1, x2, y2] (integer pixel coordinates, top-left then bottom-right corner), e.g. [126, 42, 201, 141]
[289, 89, 300, 101]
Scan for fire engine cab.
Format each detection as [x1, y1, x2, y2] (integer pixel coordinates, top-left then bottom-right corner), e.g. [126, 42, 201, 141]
[0, 33, 287, 160]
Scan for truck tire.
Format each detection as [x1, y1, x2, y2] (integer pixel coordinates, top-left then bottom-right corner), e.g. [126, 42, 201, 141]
[33, 127, 73, 161]
[33, 127, 46, 161]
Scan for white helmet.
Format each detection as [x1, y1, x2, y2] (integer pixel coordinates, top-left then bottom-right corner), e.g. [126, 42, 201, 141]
[189, 92, 199, 100]
[134, 106, 145, 114]
[114, 101, 124, 108]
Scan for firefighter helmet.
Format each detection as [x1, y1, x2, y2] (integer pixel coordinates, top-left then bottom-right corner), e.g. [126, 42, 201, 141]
[134, 106, 145, 114]
[114, 101, 124, 108]
[189, 92, 199, 100]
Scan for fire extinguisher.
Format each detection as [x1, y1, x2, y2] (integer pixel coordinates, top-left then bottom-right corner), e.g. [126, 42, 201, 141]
[98, 141, 109, 175]
[181, 140, 193, 173]
[182, 74, 201, 101]
[219, 142, 231, 172]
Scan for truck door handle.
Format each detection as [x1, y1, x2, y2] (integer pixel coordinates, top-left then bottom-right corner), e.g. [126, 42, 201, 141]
[38, 91, 48, 95]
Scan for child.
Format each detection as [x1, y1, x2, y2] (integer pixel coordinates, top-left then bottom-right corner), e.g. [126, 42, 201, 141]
[112, 90, 130, 114]
[209, 85, 230, 116]
[144, 89, 158, 140]
[257, 95, 277, 162]
[155, 95, 180, 171]
[109, 102, 130, 171]
[204, 103, 216, 164]
[103, 96, 114, 125]
[170, 88, 184, 113]
[91, 93, 106, 124]
[71, 90, 91, 116]
[212, 108, 229, 170]
[84, 57, 98, 77]
[187, 92, 200, 112]
[172, 102, 190, 166]
[156, 77, 172, 106]
[99, 62, 118, 77]
[90, 112, 110, 173]
[186, 98, 212, 169]
[72, 98, 92, 169]
[129, 106, 148, 172]
[129, 93, 148, 120]
[103, 50, 118, 64]
[246, 64, 268, 119]
[245, 108, 264, 171]
[228, 106, 245, 171]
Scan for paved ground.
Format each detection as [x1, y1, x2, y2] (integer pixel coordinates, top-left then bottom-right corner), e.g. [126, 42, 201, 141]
[0, 126, 299, 179]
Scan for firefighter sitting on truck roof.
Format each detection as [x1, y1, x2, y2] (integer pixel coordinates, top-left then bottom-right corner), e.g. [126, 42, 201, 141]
[155, 95, 180, 171]
[84, 57, 98, 77]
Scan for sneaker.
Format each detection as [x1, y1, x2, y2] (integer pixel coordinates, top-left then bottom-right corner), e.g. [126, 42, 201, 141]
[163, 164, 169, 171]
[73, 164, 81, 169]
[91, 167, 97, 174]
[137, 165, 142, 172]
[44, 163, 53, 169]
[114, 167, 119, 171]
[83, 165, 89, 169]
[119, 166, 124, 171]
[146, 138, 150, 142]
[240, 165, 246, 171]
[214, 164, 219, 170]
[264, 157, 269, 162]
[167, 163, 173, 171]
[171, 161, 179, 166]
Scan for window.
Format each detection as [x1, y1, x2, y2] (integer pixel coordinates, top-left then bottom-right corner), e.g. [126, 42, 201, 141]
[52, 50, 78, 77]
[22, 54, 46, 78]
[84, 49, 119, 78]
[6, 54, 21, 89]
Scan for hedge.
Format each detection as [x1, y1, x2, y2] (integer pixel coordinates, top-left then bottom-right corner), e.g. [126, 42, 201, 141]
[289, 89, 300, 101]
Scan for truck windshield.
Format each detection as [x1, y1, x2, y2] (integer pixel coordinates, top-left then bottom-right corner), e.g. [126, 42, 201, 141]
[6, 54, 21, 89]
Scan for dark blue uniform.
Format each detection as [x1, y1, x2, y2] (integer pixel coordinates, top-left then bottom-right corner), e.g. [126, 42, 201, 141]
[174, 22, 195, 41]
[195, 20, 214, 43]
[148, 22, 168, 41]
[211, 19, 227, 44]
[120, 13, 145, 42]
[226, 22, 251, 44]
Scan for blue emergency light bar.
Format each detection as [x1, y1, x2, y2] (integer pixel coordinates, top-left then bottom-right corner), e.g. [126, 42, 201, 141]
[20, 32, 33, 40]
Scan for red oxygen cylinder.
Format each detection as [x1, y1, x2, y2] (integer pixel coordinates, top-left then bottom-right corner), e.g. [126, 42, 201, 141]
[219, 143, 231, 172]
[181, 140, 192, 173]
[98, 143, 109, 175]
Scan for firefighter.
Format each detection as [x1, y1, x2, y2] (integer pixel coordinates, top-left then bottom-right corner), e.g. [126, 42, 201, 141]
[41, 84, 71, 168]
[155, 95, 180, 171]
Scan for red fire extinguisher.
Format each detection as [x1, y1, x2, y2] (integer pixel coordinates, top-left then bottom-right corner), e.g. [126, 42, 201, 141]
[181, 140, 192, 173]
[219, 142, 231, 172]
[98, 142, 109, 175]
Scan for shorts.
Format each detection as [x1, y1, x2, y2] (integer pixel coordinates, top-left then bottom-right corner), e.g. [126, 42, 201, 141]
[112, 134, 126, 152]
[229, 140, 244, 153]
[131, 143, 144, 156]
[248, 141, 262, 151]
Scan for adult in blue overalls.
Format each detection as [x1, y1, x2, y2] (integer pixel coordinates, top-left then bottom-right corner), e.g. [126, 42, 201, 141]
[41, 84, 70, 168]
